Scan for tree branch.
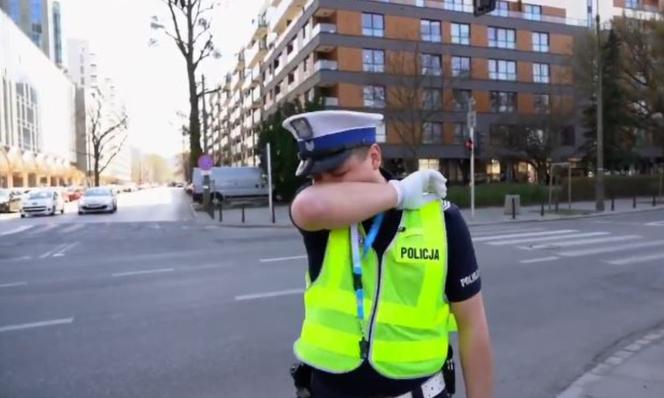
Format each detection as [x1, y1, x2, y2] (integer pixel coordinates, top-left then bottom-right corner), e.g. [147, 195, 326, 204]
[98, 134, 129, 175]
[162, 0, 188, 57]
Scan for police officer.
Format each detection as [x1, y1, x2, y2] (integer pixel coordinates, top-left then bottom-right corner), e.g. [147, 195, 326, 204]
[285, 110, 493, 398]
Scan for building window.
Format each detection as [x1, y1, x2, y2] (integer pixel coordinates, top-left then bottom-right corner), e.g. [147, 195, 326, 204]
[524, 4, 542, 21]
[420, 54, 442, 76]
[453, 123, 467, 144]
[445, 0, 471, 12]
[492, 1, 509, 16]
[488, 27, 516, 49]
[532, 32, 549, 52]
[422, 89, 442, 110]
[364, 86, 385, 108]
[625, 0, 642, 9]
[488, 59, 517, 81]
[362, 13, 384, 37]
[421, 19, 442, 42]
[422, 122, 442, 144]
[490, 91, 517, 113]
[451, 56, 471, 78]
[534, 94, 550, 113]
[363, 49, 385, 73]
[561, 126, 575, 146]
[453, 89, 472, 111]
[451, 23, 470, 45]
[533, 63, 550, 83]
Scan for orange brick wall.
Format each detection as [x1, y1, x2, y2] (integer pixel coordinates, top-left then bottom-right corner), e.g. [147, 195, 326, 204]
[552, 65, 573, 85]
[543, 6, 566, 18]
[471, 24, 487, 47]
[518, 61, 531, 83]
[386, 51, 418, 75]
[336, 47, 363, 72]
[335, 10, 362, 36]
[517, 30, 532, 51]
[475, 91, 490, 113]
[519, 93, 535, 114]
[614, 0, 625, 7]
[551, 34, 573, 55]
[338, 83, 363, 108]
[442, 21, 452, 44]
[443, 123, 455, 145]
[386, 15, 420, 40]
[472, 58, 487, 80]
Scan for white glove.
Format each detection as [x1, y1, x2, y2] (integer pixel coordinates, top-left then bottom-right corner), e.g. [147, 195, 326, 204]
[388, 170, 447, 210]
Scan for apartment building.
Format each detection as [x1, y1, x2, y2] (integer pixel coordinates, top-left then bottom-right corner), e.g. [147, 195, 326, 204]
[214, 0, 594, 182]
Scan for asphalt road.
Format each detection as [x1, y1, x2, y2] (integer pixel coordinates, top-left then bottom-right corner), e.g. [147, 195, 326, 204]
[1, 191, 663, 398]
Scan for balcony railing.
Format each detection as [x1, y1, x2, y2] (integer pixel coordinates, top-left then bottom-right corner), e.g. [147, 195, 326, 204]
[252, 110, 262, 124]
[252, 87, 262, 103]
[315, 60, 338, 71]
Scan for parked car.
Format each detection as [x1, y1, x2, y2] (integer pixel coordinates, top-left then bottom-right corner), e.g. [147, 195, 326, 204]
[191, 167, 269, 203]
[0, 189, 22, 213]
[20, 189, 65, 217]
[78, 187, 117, 214]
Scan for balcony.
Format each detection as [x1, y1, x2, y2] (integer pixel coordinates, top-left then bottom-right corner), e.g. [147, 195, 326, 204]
[251, 13, 268, 40]
[246, 38, 268, 68]
[324, 97, 339, 107]
[312, 23, 336, 36]
[231, 71, 242, 91]
[243, 92, 253, 109]
[252, 110, 262, 125]
[243, 116, 252, 130]
[314, 60, 338, 71]
[251, 87, 262, 104]
[270, 0, 306, 35]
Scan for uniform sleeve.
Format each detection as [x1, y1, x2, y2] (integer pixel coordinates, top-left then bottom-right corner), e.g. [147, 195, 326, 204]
[290, 183, 329, 283]
[443, 203, 481, 302]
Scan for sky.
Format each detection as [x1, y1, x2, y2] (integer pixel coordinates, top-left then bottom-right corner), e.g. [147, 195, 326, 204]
[61, 0, 265, 158]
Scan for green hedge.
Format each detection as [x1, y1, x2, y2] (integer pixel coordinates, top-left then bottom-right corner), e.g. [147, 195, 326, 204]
[561, 175, 662, 201]
[447, 183, 552, 208]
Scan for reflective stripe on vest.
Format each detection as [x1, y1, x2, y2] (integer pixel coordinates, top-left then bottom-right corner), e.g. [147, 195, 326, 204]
[294, 200, 450, 378]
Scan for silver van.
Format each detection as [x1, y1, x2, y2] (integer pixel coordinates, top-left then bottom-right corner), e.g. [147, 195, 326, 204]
[192, 167, 269, 203]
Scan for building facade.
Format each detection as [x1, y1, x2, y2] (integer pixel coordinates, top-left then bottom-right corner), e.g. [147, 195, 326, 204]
[0, 0, 65, 67]
[1, 9, 82, 188]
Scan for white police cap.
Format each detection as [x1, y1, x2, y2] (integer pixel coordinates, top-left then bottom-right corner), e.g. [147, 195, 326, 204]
[282, 110, 383, 177]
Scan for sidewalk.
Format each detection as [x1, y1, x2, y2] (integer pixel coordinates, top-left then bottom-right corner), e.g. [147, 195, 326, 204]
[191, 196, 664, 228]
[559, 327, 664, 398]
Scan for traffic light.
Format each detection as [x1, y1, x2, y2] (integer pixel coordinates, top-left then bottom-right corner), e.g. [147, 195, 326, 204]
[473, 0, 497, 16]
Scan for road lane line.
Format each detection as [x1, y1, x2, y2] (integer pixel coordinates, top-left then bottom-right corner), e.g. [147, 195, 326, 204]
[606, 252, 664, 265]
[0, 317, 74, 333]
[112, 268, 175, 277]
[39, 243, 69, 259]
[235, 288, 304, 301]
[259, 255, 307, 263]
[0, 281, 28, 288]
[646, 220, 664, 226]
[59, 224, 85, 234]
[530, 235, 641, 250]
[471, 227, 544, 237]
[519, 256, 560, 264]
[27, 224, 59, 236]
[488, 232, 610, 246]
[558, 240, 664, 257]
[473, 230, 577, 243]
[0, 225, 34, 236]
[52, 242, 79, 257]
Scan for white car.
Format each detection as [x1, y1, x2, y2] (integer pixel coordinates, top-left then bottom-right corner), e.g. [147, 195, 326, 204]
[78, 187, 117, 214]
[21, 190, 65, 217]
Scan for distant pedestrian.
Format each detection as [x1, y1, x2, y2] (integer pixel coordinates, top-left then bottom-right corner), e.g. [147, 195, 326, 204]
[286, 110, 494, 398]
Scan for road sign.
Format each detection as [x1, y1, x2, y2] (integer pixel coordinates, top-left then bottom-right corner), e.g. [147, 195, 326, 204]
[198, 155, 214, 171]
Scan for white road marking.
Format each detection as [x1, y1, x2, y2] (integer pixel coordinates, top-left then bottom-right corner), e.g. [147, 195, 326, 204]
[52, 242, 79, 257]
[235, 288, 304, 301]
[27, 224, 59, 236]
[0, 281, 28, 288]
[519, 256, 560, 264]
[0, 225, 34, 236]
[646, 220, 664, 226]
[59, 224, 85, 234]
[488, 232, 610, 246]
[530, 235, 641, 250]
[39, 243, 69, 259]
[558, 240, 664, 257]
[112, 268, 175, 277]
[472, 230, 577, 243]
[0, 317, 74, 333]
[606, 252, 664, 265]
[259, 255, 307, 263]
[471, 227, 544, 237]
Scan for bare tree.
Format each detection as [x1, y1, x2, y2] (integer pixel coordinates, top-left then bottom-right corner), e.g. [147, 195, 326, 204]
[87, 100, 129, 187]
[152, 0, 219, 172]
[385, 46, 445, 172]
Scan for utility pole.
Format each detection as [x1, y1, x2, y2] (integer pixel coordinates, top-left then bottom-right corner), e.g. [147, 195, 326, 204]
[202, 75, 211, 210]
[467, 97, 477, 219]
[595, 0, 605, 211]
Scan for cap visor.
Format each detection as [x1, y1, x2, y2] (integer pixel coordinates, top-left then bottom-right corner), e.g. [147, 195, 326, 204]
[295, 150, 353, 177]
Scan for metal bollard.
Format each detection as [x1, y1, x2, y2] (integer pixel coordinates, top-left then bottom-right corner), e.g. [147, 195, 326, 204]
[218, 201, 223, 222]
[241, 206, 245, 223]
[271, 204, 276, 224]
[633, 195, 637, 209]
[540, 201, 545, 217]
[611, 196, 615, 212]
[653, 193, 657, 207]
[511, 197, 516, 220]
[555, 196, 559, 213]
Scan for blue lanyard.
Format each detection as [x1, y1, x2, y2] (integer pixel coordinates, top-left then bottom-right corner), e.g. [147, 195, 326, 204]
[352, 213, 384, 322]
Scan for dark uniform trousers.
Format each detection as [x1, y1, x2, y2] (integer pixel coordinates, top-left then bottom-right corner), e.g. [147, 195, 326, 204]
[310, 377, 450, 398]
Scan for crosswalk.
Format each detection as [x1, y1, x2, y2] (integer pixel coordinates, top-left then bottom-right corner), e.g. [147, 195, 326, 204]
[470, 226, 664, 266]
[0, 222, 198, 239]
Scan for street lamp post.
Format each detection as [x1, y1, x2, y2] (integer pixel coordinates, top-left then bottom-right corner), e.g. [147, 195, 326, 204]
[595, 0, 605, 211]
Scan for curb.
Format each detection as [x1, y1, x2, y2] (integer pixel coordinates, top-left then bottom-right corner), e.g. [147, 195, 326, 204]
[557, 325, 664, 398]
